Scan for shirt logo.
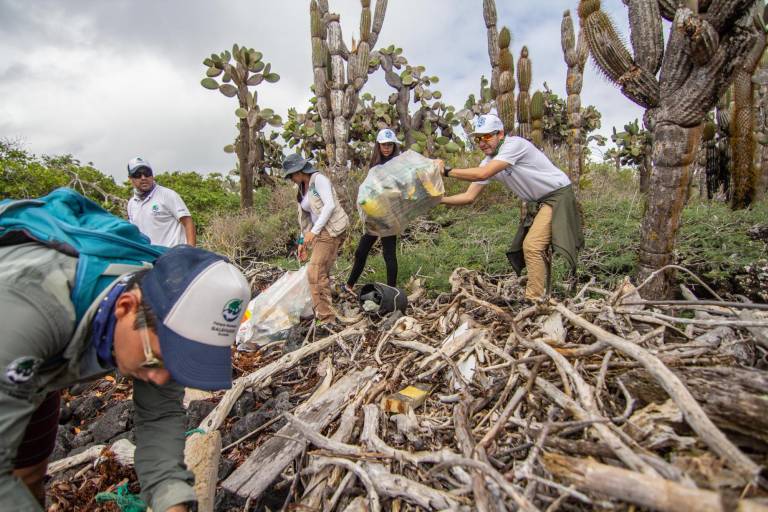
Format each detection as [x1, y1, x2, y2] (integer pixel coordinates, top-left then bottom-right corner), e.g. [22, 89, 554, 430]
[222, 299, 244, 322]
[5, 356, 42, 384]
[151, 203, 159, 215]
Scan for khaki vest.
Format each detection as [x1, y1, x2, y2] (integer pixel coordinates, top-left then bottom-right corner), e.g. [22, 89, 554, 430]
[297, 172, 349, 237]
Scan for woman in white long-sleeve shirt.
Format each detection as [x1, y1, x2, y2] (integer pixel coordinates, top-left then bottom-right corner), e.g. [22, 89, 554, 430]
[281, 153, 349, 325]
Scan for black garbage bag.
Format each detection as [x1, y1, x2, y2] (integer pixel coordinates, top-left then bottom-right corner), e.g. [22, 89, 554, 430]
[358, 282, 407, 315]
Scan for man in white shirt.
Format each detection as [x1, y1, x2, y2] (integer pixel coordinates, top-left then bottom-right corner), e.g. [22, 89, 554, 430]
[441, 114, 582, 301]
[126, 157, 196, 247]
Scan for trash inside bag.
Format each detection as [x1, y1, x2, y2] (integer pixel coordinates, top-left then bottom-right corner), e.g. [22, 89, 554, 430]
[358, 282, 407, 315]
[357, 150, 444, 237]
[236, 266, 313, 352]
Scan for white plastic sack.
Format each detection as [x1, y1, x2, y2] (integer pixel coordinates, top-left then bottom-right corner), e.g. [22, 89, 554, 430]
[235, 266, 313, 351]
[357, 150, 444, 237]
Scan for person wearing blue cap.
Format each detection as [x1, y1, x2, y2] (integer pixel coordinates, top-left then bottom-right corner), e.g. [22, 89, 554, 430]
[344, 128, 402, 293]
[440, 114, 583, 302]
[282, 153, 349, 326]
[0, 192, 250, 511]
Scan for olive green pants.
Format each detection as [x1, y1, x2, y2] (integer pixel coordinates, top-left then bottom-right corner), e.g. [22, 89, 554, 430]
[522, 204, 552, 300]
[307, 229, 345, 322]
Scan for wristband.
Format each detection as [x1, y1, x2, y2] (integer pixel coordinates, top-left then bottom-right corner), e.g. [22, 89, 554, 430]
[297, 236, 304, 245]
[443, 166, 452, 178]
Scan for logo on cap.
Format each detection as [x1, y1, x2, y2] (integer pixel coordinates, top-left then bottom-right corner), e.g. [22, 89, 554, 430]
[385, 129, 394, 138]
[222, 299, 244, 322]
[476, 116, 486, 128]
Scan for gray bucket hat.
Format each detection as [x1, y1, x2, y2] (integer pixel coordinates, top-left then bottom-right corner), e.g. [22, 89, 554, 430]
[281, 153, 318, 178]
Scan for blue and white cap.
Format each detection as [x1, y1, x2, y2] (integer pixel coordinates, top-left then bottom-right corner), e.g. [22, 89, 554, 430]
[376, 128, 402, 145]
[141, 246, 251, 390]
[471, 114, 505, 135]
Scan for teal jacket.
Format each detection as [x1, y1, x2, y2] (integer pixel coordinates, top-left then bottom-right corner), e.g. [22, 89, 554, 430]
[0, 243, 194, 511]
[506, 185, 584, 276]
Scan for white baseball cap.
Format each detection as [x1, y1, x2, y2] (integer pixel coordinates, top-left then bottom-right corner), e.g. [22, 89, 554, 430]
[471, 114, 505, 135]
[141, 246, 251, 390]
[376, 128, 402, 145]
[127, 157, 153, 176]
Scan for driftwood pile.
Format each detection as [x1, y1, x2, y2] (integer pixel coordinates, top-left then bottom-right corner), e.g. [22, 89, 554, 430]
[48, 267, 768, 511]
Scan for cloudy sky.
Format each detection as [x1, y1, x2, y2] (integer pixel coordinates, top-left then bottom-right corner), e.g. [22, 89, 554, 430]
[0, 0, 644, 179]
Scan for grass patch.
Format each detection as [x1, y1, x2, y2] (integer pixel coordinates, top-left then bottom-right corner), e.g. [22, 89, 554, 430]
[215, 167, 767, 300]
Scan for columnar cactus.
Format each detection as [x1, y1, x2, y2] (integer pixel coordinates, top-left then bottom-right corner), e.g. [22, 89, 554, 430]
[754, 43, 768, 197]
[516, 47, 532, 140]
[712, 89, 734, 197]
[496, 27, 516, 133]
[201, 45, 282, 209]
[730, 2, 766, 209]
[482, 0, 501, 97]
[580, 0, 764, 300]
[530, 90, 545, 148]
[309, 0, 388, 172]
[561, 9, 589, 191]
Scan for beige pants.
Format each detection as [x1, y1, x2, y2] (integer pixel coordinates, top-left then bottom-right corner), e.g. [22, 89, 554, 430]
[522, 204, 553, 301]
[307, 229, 345, 322]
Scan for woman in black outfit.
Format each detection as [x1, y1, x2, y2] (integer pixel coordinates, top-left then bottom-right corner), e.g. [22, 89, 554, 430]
[345, 128, 401, 293]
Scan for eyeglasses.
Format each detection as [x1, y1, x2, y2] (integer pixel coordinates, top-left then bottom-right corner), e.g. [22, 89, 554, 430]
[130, 168, 153, 179]
[136, 308, 164, 369]
[472, 132, 499, 144]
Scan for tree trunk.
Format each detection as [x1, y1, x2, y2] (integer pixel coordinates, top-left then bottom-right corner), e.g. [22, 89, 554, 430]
[638, 122, 701, 298]
[619, 366, 768, 446]
[238, 119, 253, 209]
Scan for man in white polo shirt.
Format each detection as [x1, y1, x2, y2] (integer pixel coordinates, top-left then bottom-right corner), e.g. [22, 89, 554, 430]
[440, 114, 583, 301]
[126, 157, 196, 247]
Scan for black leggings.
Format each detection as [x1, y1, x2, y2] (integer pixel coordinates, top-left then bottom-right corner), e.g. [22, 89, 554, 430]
[347, 233, 398, 287]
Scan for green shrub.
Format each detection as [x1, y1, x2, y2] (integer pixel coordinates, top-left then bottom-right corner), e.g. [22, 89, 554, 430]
[200, 184, 297, 267]
[153, 171, 240, 231]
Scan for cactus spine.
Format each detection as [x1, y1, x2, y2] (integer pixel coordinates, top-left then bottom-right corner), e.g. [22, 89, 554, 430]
[516, 46, 532, 140]
[579, 0, 765, 300]
[309, 0, 388, 172]
[201, 46, 281, 209]
[561, 9, 589, 192]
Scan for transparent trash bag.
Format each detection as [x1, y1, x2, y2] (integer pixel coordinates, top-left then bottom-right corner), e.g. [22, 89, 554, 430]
[236, 266, 313, 352]
[357, 150, 444, 237]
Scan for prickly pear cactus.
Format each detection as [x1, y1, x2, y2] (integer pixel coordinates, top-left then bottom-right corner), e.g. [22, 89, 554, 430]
[201, 45, 282, 208]
[457, 76, 494, 136]
[282, 98, 327, 166]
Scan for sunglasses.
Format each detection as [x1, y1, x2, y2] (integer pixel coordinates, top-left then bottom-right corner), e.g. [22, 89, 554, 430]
[136, 308, 164, 369]
[472, 132, 500, 144]
[130, 168, 153, 179]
